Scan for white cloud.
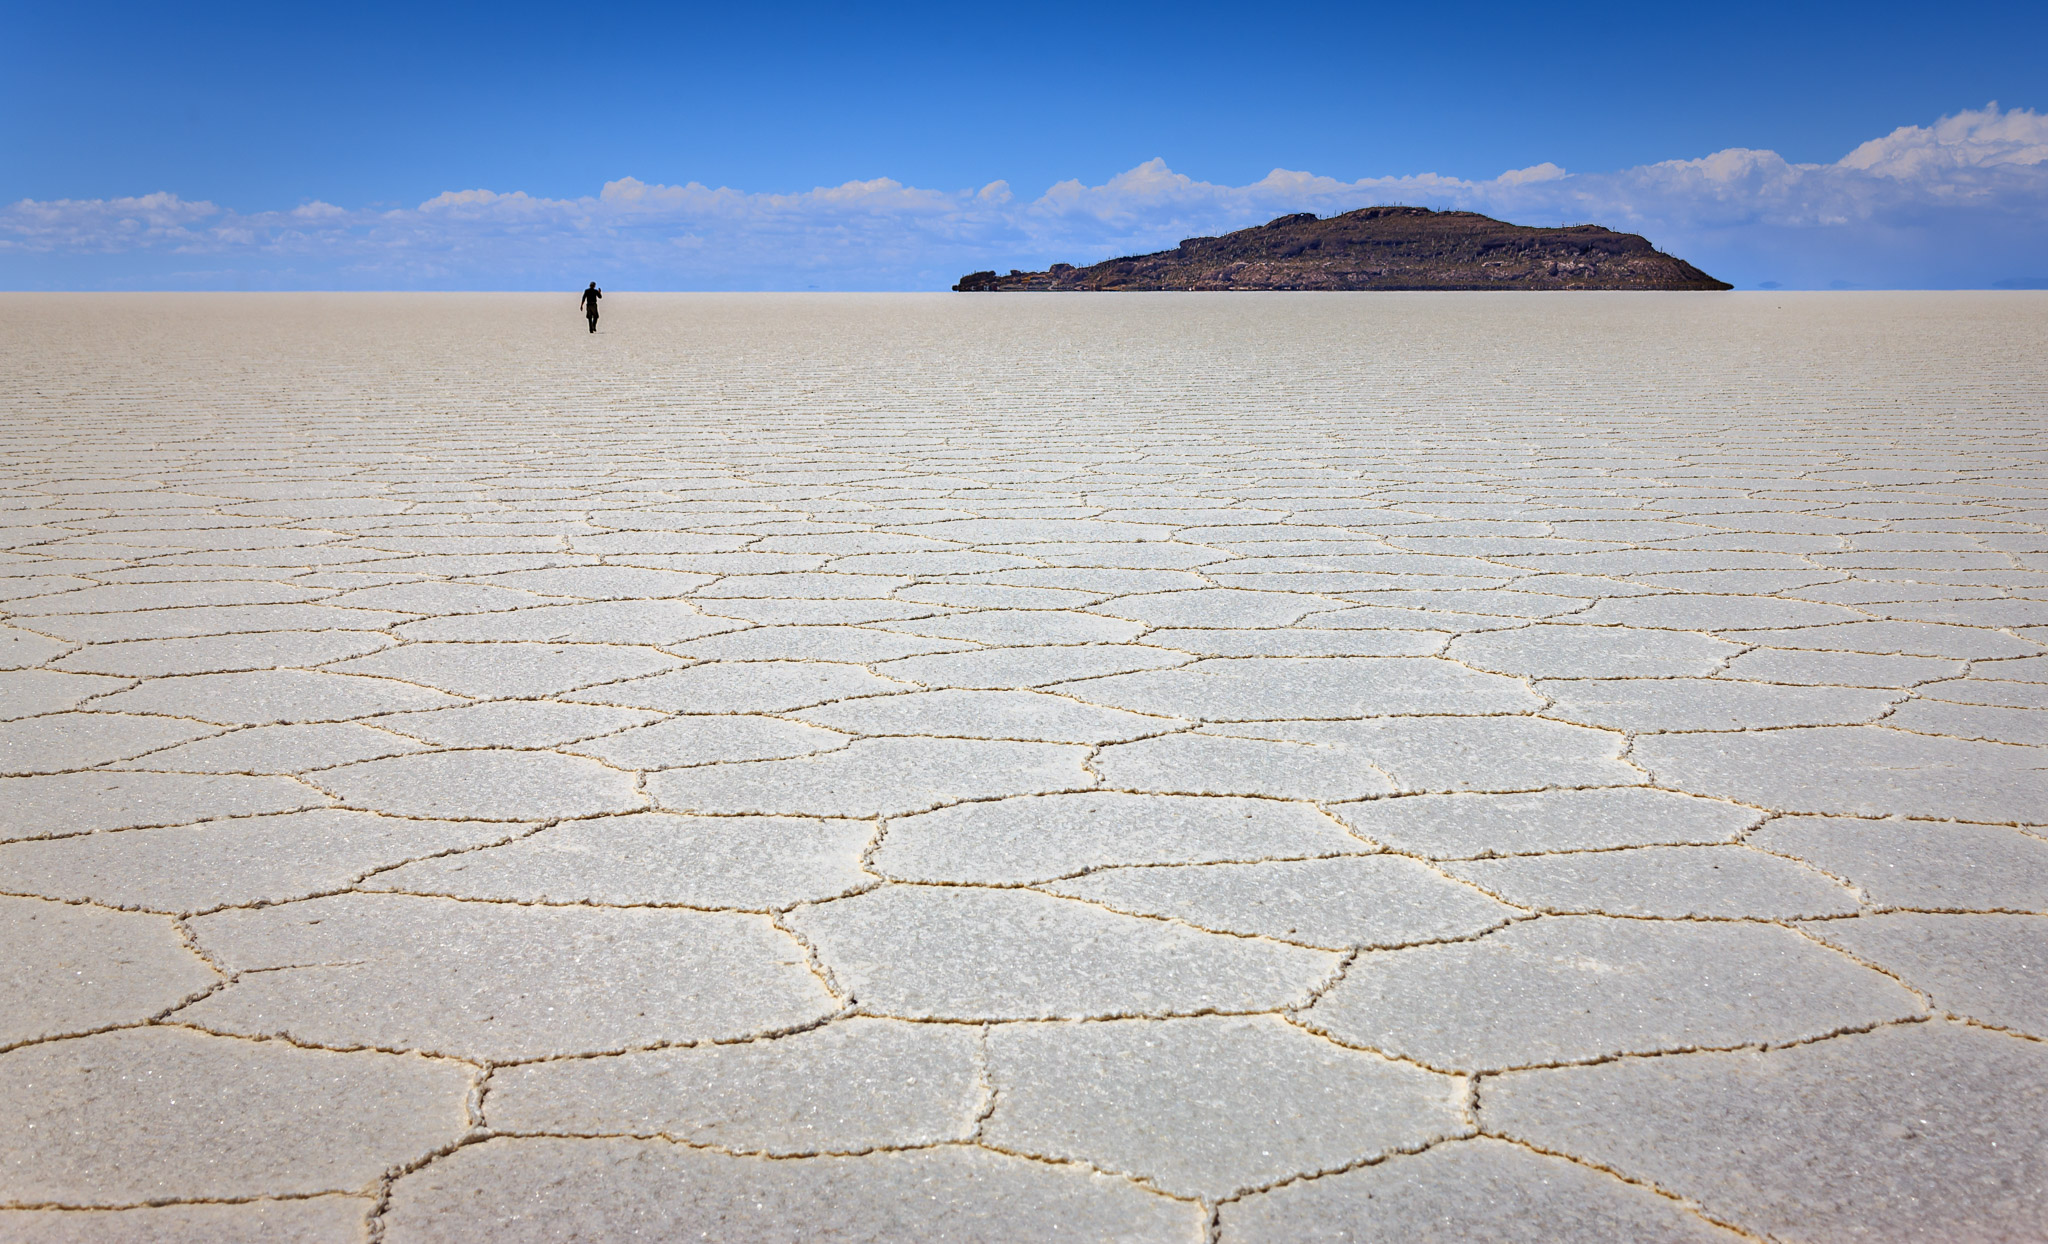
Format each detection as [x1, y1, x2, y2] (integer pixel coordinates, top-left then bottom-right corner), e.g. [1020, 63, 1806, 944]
[5, 105, 2044, 288]
[0, 192, 222, 253]
[1838, 104, 2048, 176]
[1496, 163, 1568, 187]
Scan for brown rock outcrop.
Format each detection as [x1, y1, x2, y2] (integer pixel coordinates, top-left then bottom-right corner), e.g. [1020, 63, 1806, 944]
[954, 206, 1731, 291]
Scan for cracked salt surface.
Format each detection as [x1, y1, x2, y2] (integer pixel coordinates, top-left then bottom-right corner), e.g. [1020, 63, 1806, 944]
[2, 291, 2045, 1240]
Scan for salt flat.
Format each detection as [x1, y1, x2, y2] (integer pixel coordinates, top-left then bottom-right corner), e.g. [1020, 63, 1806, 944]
[1, 291, 2045, 1241]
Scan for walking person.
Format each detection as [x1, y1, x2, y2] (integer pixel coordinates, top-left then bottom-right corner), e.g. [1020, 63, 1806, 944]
[580, 282, 602, 333]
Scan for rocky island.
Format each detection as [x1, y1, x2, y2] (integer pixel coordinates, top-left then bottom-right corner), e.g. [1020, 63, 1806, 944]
[954, 206, 1731, 291]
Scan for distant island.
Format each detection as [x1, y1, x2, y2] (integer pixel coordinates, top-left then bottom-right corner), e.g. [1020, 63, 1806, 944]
[954, 206, 1732, 291]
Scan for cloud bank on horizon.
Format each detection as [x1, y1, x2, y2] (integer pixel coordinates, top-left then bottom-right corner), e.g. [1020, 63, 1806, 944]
[5, 105, 2045, 291]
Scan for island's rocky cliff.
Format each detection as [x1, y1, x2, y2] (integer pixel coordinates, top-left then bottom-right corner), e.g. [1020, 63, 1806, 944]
[955, 206, 1731, 291]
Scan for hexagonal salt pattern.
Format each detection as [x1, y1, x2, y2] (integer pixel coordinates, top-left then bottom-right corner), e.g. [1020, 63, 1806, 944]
[1302, 916, 1919, 1071]
[0, 1026, 470, 1205]
[381, 1138, 1202, 1241]
[1481, 1021, 2048, 1241]
[484, 1017, 982, 1153]
[984, 1014, 1465, 1199]
[1220, 1138, 1747, 1242]
[181, 892, 837, 1060]
[3, 293, 2044, 1235]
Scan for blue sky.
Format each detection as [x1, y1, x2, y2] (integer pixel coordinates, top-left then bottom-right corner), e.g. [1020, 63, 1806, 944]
[4, 0, 2045, 289]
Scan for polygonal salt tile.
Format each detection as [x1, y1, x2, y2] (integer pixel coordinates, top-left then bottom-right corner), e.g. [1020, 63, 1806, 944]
[790, 885, 1338, 1019]
[106, 721, 428, 773]
[1091, 733, 1395, 801]
[0, 574, 94, 605]
[871, 644, 1193, 689]
[1480, 1021, 2048, 1243]
[0, 1026, 470, 1205]
[1886, 698, 2048, 745]
[366, 812, 871, 909]
[475, 565, 715, 598]
[46, 630, 394, 677]
[1389, 535, 1608, 558]
[382, 1138, 1200, 1242]
[1981, 654, 2048, 682]
[0, 1197, 374, 1243]
[0, 809, 523, 913]
[1864, 598, 2048, 627]
[1723, 620, 2043, 660]
[1636, 725, 2048, 823]
[1219, 1137, 1747, 1243]
[86, 669, 461, 725]
[571, 660, 908, 712]
[1090, 588, 1347, 628]
[183, 893, 835, 1060]
[317, 749, 643, 820]
[875, 791, 1366, 884]
[1918, 678, 2048, 708]
[27, 604, 409, 644]
[991, 567, 1211, 595]
[1332, 587, 1591, 617]
[329, 641, 685, 698]
[0, 896, 218, 1044]
[1208, 569, 1506, 596]
[319, 580, 559, 614]
[829, 550, 1044, 575]
[394, 599, 742, 645]
[695, 598, 934, 625]
[984, 1014, 1464, 1200]
[1500, 551, 1812, 581]
[904, 518, 1173, 544]
[1449, 625, 1740, 678]
[1045, 856, 1518, 949]
[695, 572, 911, 599]
[372, 699, 662, 748]
[1797, 579, 2006, 604]
[752, 531, 972, 556]
[1749, 816, 2048, 910]
[1056, 657, 1539, 720]
[1538, 677, 1901, 731]
[1572, 593, 1863, 630]
[883, 609, 1147, 645]
[1716, 648, 1964, 686]
[602, 552, 822, 577]
[1091, 506, 1289, 527]
[1447, 845, 1860, 918]
[1149, 627, 1442, 656]
[1229, 716, 1636, 792]
[568, 714, 850, 769]
[0, 712, 223, 775]
[351, 533, 563, 557]
[4, 580, 328, 616]
[486, 1018, 980, 1153]
[1802, 913, 2048, 1036]
[1307, 604, 1530, 633]
[0, 771, 325, 842]
[564, 533, 748, 559]
[896, 583, 1105, 609]
[1303, 916, 1918, 1071]
[1331, 788, 1759, 858]
[0, 669, 128, 720]
[793, 688, 1181, 744]
[1027, 541, 1230, 570]
[647, 736, 1090, 817]
[798, 545, 1032, 569]
[668, 625, 972, 663]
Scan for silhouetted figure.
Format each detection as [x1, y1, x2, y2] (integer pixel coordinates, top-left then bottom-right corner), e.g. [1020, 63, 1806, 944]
[580, 282, 602, 333]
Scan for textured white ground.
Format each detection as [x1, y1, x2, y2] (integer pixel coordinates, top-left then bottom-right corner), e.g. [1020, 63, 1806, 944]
[1, 291, 2045, 1242]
